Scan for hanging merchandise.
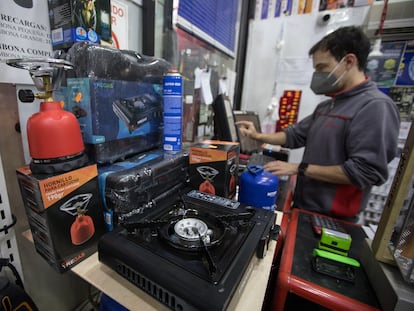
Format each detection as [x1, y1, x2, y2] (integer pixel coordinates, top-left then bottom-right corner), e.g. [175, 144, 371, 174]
[262, 92, 279, 134]
[239, 165, 279, 211]
[276, 90, 302, 132]
[6, 58, 89, 174]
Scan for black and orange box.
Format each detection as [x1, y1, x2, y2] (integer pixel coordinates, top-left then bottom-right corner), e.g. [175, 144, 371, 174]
[16, 164, 106, 273]
[189, 140, 239, 199]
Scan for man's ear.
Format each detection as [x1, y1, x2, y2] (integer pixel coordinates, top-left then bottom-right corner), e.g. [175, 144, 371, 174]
[345, 53, 358, 68]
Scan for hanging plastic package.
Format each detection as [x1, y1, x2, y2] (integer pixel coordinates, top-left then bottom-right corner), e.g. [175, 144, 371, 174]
[239, 165, 279, 211]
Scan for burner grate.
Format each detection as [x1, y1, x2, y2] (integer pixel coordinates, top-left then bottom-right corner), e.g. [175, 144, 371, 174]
[98, 190, 277, 311]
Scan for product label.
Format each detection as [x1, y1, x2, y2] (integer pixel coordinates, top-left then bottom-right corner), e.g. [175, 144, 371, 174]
[163, 74, 183, 96]
[38, 165, 97, 208]
[163, 74, 183, 117]
[163, 116, 182, 152]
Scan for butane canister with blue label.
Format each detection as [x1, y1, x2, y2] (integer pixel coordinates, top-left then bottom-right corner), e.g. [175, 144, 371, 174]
[163, 71, 183, 152]
[239, 165, 279, 210]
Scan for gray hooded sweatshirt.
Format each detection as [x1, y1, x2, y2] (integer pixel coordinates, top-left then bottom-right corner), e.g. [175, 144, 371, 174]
[283, 79, 400, 218]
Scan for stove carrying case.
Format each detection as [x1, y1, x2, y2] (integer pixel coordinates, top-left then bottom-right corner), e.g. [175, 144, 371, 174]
[98, 149, 189, 229]
[60, 42, 173, 164]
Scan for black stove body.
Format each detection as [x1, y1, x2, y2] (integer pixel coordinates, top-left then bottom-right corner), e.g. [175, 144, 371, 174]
[98, 190, 277, 311]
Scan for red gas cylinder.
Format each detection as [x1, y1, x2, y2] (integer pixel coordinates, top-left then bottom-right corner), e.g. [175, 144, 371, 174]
[27, 101, 88, 174]
[28, 101, 84, 158]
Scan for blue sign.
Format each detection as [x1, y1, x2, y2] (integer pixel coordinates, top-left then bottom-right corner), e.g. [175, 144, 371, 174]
[177, 0, 238, 56]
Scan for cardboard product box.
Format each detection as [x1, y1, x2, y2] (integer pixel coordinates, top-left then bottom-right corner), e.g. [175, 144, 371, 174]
[189, 140, 239, 199]
[47, 0, 112, 50]
[16, 164, 106, 273]
[98, 149, 189, 230]
[65, 78, 163, 164]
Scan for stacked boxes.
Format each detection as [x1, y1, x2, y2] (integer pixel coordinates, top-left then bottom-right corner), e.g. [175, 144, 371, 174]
[98, 149, 189, 229]
[189, 140, 239, 199]
[16, 164, 106, 273]
[47, 0, 112, 50]
[65, 78, 163, 164]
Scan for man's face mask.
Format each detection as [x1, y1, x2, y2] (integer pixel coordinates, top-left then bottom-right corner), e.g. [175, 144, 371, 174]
[310, 57, 347, 95]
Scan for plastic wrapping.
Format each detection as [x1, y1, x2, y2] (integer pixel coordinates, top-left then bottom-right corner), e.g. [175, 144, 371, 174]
[65, 42, 172, 83]
[98, 149, 189, 229]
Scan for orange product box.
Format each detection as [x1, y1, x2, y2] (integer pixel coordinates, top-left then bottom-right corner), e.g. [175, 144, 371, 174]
[189, 140, 239, 199]
[16, 164, 106, 273]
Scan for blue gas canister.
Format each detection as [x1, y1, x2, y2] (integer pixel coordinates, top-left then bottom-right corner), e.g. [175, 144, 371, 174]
[239, 165, 279, 210]
[163, 70, 183, 153]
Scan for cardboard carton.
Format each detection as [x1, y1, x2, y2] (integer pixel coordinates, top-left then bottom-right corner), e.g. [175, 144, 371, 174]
[16, 164, 106, 273]
[189, 140, 239, 199]
[65, 78, 163, 164]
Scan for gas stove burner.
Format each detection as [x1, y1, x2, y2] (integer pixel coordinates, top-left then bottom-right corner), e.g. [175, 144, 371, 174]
[6, 57, 88, 174]
[6, 58, 73, 93]
[98, 189, 278, 311]
[159, 214, 226, 252]
[174, 218, 211, 242]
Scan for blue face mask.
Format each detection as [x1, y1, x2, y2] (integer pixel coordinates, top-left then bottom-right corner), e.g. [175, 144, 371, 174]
[310, 58, 347, 95]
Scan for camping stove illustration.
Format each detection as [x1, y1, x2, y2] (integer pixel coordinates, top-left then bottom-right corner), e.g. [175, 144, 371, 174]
[112, 93, 162, 133]
[229, 163, 237, 195]
[196, 166, 219, 195]
[6, 58, 88, 174]
[60, 194, 95, 245]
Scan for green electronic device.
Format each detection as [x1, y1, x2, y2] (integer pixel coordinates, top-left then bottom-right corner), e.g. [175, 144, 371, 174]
[318, 227, 352, 256]
[312, 248, 360, 282]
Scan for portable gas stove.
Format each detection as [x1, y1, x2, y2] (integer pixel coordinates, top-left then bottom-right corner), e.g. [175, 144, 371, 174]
[98, 189, 278, 311]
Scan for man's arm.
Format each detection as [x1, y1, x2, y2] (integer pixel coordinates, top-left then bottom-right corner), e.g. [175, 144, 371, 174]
[236, 120, 287, 145]
[253, 131, 287, 146]
[264, 161, 352, 184]
[303, 164, 352, 184]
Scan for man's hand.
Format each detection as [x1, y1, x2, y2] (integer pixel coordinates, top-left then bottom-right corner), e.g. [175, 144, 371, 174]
[236, 120, 287, 146]
[264, 160, 299, 176]
[235, 120, 259, 139]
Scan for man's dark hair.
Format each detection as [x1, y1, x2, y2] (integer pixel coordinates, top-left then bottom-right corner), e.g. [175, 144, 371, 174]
[308, 26, 371, 71]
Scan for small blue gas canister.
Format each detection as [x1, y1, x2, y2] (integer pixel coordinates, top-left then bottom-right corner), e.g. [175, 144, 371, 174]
[239, 165, 279, 211]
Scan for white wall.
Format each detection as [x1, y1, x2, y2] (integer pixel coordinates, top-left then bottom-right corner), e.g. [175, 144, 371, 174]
[241, 7, 371, 162]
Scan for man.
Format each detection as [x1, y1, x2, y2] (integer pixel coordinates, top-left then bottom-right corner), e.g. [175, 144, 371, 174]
[236, 26, 400, 219]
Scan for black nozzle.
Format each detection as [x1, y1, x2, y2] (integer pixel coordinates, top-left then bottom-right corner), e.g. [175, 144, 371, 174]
[18, 89, 35, 103]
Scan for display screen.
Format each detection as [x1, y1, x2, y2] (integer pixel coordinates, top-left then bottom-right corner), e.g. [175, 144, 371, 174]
[212, 94, 239, 142]
[233, 111, 263, 155]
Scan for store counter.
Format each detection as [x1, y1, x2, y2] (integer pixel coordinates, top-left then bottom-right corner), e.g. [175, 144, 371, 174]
[71, 211, 284, 311]
[271, 208, 381, 311]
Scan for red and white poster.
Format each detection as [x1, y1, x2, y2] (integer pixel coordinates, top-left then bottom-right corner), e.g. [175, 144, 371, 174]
[111, 0, 128, 49]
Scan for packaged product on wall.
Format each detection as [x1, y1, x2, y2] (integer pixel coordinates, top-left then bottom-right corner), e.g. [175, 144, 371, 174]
[48, 0, 112, 50]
